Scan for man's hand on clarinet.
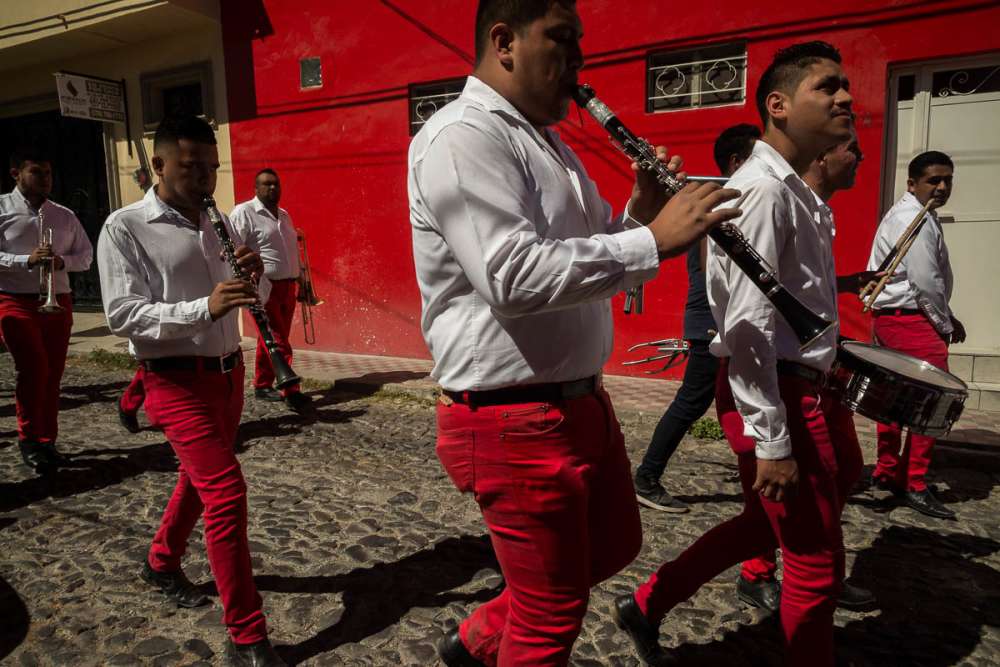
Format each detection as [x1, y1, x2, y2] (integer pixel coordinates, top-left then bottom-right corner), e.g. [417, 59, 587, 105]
[647, 182, 743, 259]
[754, 457, 799, 502]
[231, 245, 265, 281]
[208, 279, 257, 320]
[628, 146, 683, 224]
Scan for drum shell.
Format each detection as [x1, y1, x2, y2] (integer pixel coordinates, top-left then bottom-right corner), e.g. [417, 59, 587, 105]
[829, 343, 967, 437]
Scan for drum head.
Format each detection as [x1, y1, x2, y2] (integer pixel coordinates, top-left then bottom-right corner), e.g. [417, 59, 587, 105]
[841, 342, 967, 391]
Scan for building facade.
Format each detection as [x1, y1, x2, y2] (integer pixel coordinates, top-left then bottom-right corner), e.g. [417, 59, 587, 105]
[218, 0, 1000, 390]
[0, 0, 236, 304]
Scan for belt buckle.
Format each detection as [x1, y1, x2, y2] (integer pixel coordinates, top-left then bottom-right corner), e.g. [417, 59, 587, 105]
[220, 353, 233, 374]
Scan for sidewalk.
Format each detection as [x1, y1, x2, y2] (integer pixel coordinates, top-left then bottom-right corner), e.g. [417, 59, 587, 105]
[70, 310, 1000, 450]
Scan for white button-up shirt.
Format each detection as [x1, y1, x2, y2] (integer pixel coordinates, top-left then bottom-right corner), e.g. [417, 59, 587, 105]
[230, 196, 301, 281]
[707, 140, 840, 460]
[867, 192, 953, 336]
[0, 188, 93, 294]
[97, 187, 263, 360]
[408, 76, 659, 391]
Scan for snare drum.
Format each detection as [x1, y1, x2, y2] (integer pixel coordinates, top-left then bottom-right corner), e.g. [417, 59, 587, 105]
[829, 341, 967, 437]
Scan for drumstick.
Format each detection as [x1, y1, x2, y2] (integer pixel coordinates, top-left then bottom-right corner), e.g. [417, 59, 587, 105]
[860, 197, 935, 310]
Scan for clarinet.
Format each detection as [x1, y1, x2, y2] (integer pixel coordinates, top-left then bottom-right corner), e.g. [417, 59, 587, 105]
[572, 84, 834, 350]
[201, 195, 302, 389]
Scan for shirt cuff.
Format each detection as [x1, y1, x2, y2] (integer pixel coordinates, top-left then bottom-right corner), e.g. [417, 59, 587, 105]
[755, 436, 792, 460]
[195, 296, 214, 323]
[614, 225, 659, 288]
[14, 255, 31, 269]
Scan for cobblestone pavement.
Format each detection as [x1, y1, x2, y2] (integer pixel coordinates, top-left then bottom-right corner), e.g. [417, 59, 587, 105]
[2, 354, 999, 666]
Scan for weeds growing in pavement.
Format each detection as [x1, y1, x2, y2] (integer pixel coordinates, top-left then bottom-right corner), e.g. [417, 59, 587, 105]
[689, 417, 725, 440]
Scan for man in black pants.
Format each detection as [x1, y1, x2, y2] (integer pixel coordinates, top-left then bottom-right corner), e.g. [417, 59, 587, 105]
[634, 124, 761, 513]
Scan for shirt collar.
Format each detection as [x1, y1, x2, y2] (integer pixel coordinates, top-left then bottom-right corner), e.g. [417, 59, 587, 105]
[144, 186, 198, 226]
[252, 196, 283, 220]
[462, 76, 532, 127]
[12, 187, 44, 214]
[751, 140, 797, 182]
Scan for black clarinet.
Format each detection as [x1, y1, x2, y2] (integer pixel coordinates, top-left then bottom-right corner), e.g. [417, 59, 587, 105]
[572, 84, 834, 350]
[202, 195, 302, 389]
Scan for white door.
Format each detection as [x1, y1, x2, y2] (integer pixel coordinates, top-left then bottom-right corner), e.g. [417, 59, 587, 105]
[885, 56, 1000, 354]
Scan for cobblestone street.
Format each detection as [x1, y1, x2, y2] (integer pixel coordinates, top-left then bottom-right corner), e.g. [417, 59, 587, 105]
[2, 353, 999, 666]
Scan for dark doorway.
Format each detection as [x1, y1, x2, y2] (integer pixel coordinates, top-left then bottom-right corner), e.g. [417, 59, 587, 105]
[1, 109, 111, 305]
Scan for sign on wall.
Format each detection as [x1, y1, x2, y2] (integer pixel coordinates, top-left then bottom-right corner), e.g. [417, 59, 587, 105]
[54, 72, 125, 124]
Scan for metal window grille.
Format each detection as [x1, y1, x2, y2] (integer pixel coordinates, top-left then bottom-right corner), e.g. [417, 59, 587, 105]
[409, 77, 466, 135]
[932, 64, 1000, 98]
[646, 43, 746, 113]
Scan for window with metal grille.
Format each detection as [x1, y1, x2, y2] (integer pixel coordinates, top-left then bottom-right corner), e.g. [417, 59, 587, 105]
[646, 43, 746, 113]
[408, 77, 466, 135]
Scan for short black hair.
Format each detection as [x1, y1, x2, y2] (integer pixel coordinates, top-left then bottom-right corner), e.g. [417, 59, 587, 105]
[713, 124, 761, 174]
[9, 146, 51, 170]
[755, 41, 842, 127]
[474, 0, 575, 65]
[255, 168, 278, 182]
[153, 115, 217, 153]
[908, 150, 953, 180]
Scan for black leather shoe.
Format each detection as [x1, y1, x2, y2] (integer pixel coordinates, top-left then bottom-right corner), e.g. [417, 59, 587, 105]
[225, 638, 286, 667]
[613, 594, 676, 666]
[18, 440, 66, 473]
[284, 391, 313, 414]
[140, 560, 209, 608]
[254, 387, 283, 402]
[737, 575, 781, 612]
[838, 582, 876, 611]
[436, 629, 485, 667]
[904, 488, 955, 519]
[117, 398, 141, 433]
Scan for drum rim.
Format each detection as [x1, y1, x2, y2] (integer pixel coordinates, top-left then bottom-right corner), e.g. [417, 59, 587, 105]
[840, 341, 968, 392]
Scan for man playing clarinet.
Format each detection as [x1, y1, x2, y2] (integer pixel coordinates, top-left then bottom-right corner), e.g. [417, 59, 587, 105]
[97, 115, 284, 666]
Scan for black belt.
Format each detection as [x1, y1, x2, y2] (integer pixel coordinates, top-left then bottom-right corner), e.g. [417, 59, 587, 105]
[873, 308, 922, 317]
[0, 290, 41, 298]
[142, 351, 243, 374]
[776, 360, 827, 385]
[444, 375, 600, 407]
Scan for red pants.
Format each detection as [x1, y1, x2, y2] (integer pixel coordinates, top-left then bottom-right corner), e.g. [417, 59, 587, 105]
[254, 278, 299, 395]
[717, 387, 780, 582]
[873, 313, 948, 492]
[0, 293, 72, 445]
[143, 361, 268, 644]
[634, 362, 863, 666]
[436, 388, 642, 666]
[120, 367, 145, 415]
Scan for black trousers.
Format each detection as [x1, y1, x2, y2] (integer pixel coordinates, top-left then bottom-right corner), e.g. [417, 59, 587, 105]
[636, 340, 719, 482]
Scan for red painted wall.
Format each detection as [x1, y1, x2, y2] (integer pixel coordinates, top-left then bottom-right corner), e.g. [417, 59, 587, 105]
[221, 0, 1000, 377]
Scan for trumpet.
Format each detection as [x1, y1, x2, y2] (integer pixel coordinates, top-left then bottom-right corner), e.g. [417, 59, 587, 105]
[37, 210, 64, 314]
[296, 230, 323, 345]
[859, 197, 935, 312]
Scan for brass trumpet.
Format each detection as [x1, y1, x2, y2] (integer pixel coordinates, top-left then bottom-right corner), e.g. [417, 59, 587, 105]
[296, 230, 323, 345]
[37, 210, 63, 314]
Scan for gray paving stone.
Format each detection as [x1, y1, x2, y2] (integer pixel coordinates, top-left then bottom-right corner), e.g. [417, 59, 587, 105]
[1, 356, 998, 665]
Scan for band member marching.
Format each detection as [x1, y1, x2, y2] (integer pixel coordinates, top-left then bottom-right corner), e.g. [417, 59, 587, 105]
[1, 147, 93, 473]
[231, 168, 312, 413]
[867, 150, 963, 519]
[408, 2, 742, 664]
[614, 42, 860, 666]
[633, 124, 760, 515]
[97, 116, 285, 667]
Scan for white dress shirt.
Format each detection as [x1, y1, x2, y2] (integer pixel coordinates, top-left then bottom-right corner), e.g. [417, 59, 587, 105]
[230, 197, 301, 281]
[0, 188, 93, 294]
[408, 76, 660, 391]
[97, 187, 266, 360]
[707, 140, 840, 460]
[867, 192, 953, 336]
